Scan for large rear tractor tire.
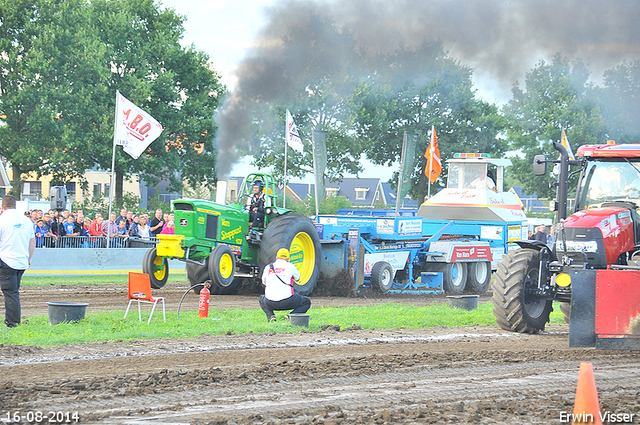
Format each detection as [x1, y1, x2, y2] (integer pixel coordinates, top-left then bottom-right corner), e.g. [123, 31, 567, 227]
[142, 247, 169, 289]
[465, 261, 492, 294]
[443, 262, 467, 294]
[259, 214, 321, 296]
[186, 261, 209, 294]
[212, 277, 243, 295]
[491, 249, 553, 333]
[370, 261, 394, 293]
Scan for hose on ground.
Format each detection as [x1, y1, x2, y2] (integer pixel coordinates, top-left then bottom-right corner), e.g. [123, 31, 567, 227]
[177, 283, 204, 319]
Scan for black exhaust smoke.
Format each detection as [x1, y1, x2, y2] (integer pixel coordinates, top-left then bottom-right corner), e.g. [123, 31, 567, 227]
[214, 0, 640, 177]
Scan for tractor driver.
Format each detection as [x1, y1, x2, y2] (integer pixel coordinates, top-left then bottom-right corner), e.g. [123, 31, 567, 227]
[247, 179, 266, 228]
[467, 168, 497, 192]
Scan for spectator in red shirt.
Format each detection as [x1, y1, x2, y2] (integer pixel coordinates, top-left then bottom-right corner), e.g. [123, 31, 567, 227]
[88, 216, 105, 247]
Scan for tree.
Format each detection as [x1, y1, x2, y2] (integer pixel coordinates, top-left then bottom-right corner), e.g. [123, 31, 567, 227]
[0, 0, 224, 200]
[88, 0, 225, 199]
[351, 43, 507, 201]
[252, 78, 364, 186]
[248, 37, 506, 205]
[502, 55, 606, 198]
[284, 191, 352, 216]
[0, 0, 109, 195]
[248, 13, 365, 186]
[598, 60, 640, 144]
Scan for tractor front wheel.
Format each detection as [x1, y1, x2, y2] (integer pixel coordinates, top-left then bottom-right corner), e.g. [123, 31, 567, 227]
[491, 248, 553, 333]
[187, 257, 242, 295]
[142, 247, 169, 289]
[208, 245, 236, 290]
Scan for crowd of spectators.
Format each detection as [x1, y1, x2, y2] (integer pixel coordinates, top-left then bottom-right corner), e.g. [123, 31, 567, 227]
[20, 207, 176, 248]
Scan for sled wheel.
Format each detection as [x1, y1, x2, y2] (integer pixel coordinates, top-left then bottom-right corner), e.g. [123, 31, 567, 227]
[443, 262, 467, 294]
[466, 261, 492, 294]
[371, 261, 394, 293]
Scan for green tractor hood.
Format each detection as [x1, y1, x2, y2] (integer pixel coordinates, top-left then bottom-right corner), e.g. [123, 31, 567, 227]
[172, 199, 248, 258]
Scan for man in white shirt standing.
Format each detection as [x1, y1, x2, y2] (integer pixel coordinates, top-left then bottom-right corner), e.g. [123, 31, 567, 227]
[0, 195, 36, 328]
[259, 248, 310, 322]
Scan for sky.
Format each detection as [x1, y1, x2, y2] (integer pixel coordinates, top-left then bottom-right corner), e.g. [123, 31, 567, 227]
[161, 0, 640, 183]
[161, 0, 306, 179]
[162, 0, 402, 182]
[162, 0, 508, 102]
[161, 0, 271, 91]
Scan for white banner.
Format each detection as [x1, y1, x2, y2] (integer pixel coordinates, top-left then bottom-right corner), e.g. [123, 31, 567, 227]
[286, 109, 303, 153]
[364, 251, 410, 274]
[398, 219, 422, 236]
[114, 92, 163, 159]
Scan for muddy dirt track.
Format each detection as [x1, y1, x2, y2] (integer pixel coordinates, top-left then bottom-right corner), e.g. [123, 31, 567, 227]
[1, 283, 639, 424]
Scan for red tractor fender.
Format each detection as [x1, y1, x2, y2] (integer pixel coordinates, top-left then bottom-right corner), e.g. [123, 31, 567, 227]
[509, 240, 558, 261]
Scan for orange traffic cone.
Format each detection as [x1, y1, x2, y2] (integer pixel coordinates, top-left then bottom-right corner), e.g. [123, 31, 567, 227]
[572, 362, 602, 425]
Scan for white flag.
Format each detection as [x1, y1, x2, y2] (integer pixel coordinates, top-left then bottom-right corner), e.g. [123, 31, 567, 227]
[286, 109, 304, 153]
[114, 92, 163, 159]
[553, 129, 574, 175]
[560, 129, 575, 160]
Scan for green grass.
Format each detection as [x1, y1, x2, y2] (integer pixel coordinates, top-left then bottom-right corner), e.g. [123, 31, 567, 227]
[0, 302, 567, 347]
[20, 274, 187, 287]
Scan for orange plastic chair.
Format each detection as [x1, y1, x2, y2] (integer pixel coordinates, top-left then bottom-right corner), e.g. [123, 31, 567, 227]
[124, 272, 166, 324]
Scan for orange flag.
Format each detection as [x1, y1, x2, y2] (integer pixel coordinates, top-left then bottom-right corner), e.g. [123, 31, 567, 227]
[424, 127, 441, 183]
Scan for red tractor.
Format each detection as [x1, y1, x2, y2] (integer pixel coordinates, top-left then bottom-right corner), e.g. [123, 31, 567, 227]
[492, 140, 640, 349]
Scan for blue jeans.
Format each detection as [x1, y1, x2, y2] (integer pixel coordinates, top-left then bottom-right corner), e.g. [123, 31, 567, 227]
[259, 293, 310, 319]
[0, 259, 24, 326]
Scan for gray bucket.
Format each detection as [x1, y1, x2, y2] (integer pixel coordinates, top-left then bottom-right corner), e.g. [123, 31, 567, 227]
[288, 313, 310, 327]
[446, 295, 479, 311]
[47, 302, 89, 325]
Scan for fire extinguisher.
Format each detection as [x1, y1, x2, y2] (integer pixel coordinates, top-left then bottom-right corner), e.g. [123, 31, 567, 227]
[199, 281, 210, 318]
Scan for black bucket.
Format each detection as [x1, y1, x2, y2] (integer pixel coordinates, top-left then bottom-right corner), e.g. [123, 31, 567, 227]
[288, 313, 310, 327]
[446, 295, 479, 311]
[46, 302, 89, 325]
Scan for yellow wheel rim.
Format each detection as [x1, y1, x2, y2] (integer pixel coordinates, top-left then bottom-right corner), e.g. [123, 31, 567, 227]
[289, 232, 315, 285]
[219, 253, 233, 279]
[153, 255, 167, 280]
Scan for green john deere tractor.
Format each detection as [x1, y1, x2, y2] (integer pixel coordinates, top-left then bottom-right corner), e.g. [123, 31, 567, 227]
[142, 173, 322, 296]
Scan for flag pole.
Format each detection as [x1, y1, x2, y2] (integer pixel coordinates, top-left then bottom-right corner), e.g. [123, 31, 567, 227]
[312, 136, 320, 217]
[283, 110, 289, 208]
[395, 131, 407, 218]
[107, 91, 119, 248]
[427, 126, 434, 198]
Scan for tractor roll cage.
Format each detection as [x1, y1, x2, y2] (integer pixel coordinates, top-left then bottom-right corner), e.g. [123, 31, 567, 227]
[238, 173, 279, 207]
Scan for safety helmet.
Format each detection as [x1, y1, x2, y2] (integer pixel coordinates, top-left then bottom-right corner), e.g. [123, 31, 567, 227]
[252, 179, 264, 190]
[276, 248, 290, 260]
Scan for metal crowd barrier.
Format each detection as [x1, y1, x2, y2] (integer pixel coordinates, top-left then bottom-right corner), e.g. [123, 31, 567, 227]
[35, 236, 159, 248]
